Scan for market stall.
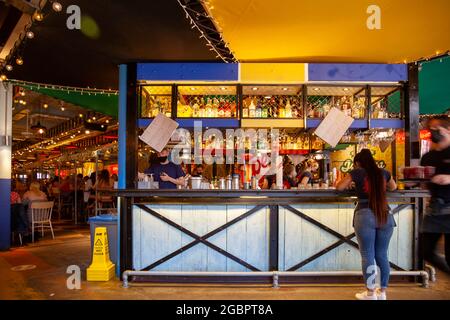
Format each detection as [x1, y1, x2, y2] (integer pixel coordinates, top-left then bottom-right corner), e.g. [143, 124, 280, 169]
[115, 62, 430, 285]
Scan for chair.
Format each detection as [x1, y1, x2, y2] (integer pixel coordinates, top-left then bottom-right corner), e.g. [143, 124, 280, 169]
[30, 201, 55, 243]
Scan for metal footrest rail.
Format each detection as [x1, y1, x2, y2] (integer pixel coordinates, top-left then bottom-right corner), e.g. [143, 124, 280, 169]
[122, 270, 429, 289]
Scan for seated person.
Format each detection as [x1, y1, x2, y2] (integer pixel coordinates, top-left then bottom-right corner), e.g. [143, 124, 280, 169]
[22, 182, 48, 225]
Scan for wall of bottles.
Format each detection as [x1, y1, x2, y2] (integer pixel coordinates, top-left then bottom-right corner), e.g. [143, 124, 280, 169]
[138, 84, 403, 120]
[242, 85, 303, 119]
[306, 86, 366, 119]
[177, 85, 237, 118]
[140, 86, 172, 118]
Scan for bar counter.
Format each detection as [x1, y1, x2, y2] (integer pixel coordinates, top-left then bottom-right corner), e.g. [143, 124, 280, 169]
[115, 189, 429, 284]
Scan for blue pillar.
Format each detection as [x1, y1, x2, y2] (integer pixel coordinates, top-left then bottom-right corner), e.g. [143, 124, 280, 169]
[0, 83, 13, 251]
[117, 64, 128, 275]
[118, 64, 127, 189]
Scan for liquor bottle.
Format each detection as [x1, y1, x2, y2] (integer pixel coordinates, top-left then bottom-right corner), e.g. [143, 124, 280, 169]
[358, 98, 366, 118]
[206, 98, 213, 117]
[256, 100, 262, 118]
[315, 104, 324, 118]
[249, 98, 256, 118]
[352, 99, 361, 118]
[285, 98, 292, 118]
[212, 98, 219, 117]
[335, 97, 341, 111]
[218, 98, 225, 117]
[261, 101, 268, 118]
[279, 99, 286, 118]
[373, 101, 381, 119]
[224, 99, 231, 117]
[192, 98, 200, 117]
[199, 98, 206, 117]
[342, 97, 352, 117]
[323, 103, 331, 117]
[165, 98, 172, 117]
[307, 102, 315, 118]
[242, 100, 249, 118]
[230, 98, 236, 117]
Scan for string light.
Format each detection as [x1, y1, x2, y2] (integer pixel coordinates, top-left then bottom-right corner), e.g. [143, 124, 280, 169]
[177, 0, 236, 63]
[6, 65, 13, 71]
[26, 31, 35, 39]
[8, 79, 119, 96]
[33, 11, 44, 22]
[52, 1, 63, 12]
[0, 74, 7, 82]
[16, 57, 24, 65]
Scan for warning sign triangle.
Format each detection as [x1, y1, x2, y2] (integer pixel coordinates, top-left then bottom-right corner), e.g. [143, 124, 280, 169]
[95, 239, 103, 246]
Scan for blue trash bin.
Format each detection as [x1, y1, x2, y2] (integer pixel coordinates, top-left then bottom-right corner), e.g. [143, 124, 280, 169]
[88, 214, 118, 266]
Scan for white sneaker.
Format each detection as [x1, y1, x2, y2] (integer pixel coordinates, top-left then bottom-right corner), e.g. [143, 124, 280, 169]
[355, 291, 378, 300]
[377, 290, 387, 300]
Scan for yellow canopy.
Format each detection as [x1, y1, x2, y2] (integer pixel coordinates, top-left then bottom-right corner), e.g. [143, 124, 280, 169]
[204, 0, 450, 63]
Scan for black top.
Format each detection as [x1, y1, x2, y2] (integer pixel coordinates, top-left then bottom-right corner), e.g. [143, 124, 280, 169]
[350, 168, 392, 200]
[144, 162, 185, 189]
[421, 146, 450, 203]
[299, 171, 313, 185]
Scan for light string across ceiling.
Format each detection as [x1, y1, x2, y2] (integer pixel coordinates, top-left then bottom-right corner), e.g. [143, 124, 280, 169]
[177, 0, 237, 63]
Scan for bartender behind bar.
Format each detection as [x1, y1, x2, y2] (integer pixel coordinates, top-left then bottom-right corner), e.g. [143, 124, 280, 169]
[145, 147, 185, 189]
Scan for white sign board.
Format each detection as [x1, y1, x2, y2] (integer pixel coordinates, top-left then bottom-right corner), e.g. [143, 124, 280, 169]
[139, 114, 179, 152]
[314, 107, 354, 148]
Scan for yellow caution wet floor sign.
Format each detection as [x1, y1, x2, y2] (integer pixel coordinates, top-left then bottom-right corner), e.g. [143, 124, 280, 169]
[87, 227, 115, 281]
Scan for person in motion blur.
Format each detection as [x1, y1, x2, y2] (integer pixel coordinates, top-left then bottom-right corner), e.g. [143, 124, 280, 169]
[420, 115, 450, 273]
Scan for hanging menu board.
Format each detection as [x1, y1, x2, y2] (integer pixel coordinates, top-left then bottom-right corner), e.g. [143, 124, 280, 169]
[314, 107, 354, 148]
[139, 114, 179, 152]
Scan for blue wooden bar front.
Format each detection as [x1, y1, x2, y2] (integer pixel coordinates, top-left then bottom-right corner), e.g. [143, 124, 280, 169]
[116, 189, 428, 282]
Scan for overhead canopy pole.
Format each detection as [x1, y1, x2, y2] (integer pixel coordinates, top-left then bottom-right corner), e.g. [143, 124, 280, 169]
[0, 82, 13, 250]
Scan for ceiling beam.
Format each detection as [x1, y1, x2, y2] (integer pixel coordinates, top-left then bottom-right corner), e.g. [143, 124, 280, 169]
[3, 0, 41, 15]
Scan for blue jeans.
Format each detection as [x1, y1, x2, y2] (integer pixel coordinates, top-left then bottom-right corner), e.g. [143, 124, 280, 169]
[353, 208, 396, 289]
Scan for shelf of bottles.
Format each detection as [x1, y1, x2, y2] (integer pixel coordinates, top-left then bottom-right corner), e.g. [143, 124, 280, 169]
[241, 85, 303, 119]
[279, 132, 324, 155]
[140, 85, 172, 118]
[370, 86, 402, 119]
[173, 128, 324, 157]
[306, 85, 367, 119]
[176, 85, 238, 118]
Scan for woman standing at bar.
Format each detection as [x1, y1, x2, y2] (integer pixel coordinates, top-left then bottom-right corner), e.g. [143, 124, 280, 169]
[337, 149, 397, 300]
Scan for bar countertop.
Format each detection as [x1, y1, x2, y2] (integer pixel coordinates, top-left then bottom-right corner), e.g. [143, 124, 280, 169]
[109, 189, 430, 203]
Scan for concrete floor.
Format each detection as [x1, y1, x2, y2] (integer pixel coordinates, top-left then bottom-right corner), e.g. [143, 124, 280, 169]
[1, 222, 450, 300]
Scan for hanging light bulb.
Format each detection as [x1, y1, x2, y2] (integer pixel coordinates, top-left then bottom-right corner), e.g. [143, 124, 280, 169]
[34, 11, 44, 21]
[52, 1, 63, 12]
[0, 74, 7, 81]
[6, 64, 13, 71]
[26, 30, 34, 39]
[16, 57, 24, 65]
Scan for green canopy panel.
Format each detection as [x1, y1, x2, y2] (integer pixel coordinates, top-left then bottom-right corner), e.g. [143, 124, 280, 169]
[23, 85, 118, 117]
[419, 56, 450, 115]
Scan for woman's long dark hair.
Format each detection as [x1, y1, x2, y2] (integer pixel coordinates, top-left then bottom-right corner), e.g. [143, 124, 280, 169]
[354, 149, 388, 225]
